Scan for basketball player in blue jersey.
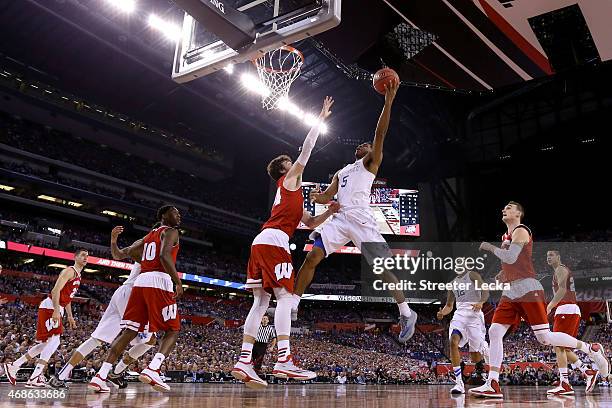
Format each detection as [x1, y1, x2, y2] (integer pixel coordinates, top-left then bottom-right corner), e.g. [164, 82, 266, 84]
[291, 80, 418, 343]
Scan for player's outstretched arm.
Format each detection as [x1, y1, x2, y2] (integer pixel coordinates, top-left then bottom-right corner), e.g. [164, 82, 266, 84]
[479, 228, 529, 264]
[364, 80, 399, 174]
[283, 96, 334, 191]
[301, 202, 340, 229]
[546, 265, 569, 314]
[310, 172, 339, 204]
[160, 228, 182, 299]
[437, 290, 455, 319]
[50, 267, 75, 325]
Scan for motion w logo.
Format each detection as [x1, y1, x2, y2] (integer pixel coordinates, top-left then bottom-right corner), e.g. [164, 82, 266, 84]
[162, 304, 178, 322]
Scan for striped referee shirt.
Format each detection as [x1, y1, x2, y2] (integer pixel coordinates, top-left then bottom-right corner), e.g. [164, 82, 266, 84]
[255, 324, 277, 344]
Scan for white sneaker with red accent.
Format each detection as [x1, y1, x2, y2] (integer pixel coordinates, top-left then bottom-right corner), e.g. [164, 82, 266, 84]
[468, 379, 503, 398]
[547, 381, 574, 395]
[139, 368, 171, 392]
[3, 363, 18, 386]
[231, 361, 268, 389]
[25, 374, 48, 389]
[585, 369, 599, 394]
[588, 343, 609, 377]
[273, 356, 316, 381]
[88, 374, 110, 393]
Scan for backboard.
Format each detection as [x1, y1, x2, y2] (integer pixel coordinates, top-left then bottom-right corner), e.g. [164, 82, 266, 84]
[172, 0, 341, 83]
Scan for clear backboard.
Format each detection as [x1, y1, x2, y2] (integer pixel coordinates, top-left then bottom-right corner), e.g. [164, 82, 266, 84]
[172, 0, 341, 83]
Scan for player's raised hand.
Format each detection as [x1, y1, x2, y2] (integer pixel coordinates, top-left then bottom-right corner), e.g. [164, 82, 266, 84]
[111, 226, 124, 242]
[436, 308, 445, 320]
[384, 79, 400, 104]
[67, 316, 77, 329]
[319, 96, 334, 119]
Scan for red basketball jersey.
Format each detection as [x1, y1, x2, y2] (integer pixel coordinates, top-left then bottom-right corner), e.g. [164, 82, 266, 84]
[49, 266, 81, 307]
[140, 226, 180, 273]
[552, 264, 577, 306]
[500, 224, 536, 282]
[261, 175, 304, 238]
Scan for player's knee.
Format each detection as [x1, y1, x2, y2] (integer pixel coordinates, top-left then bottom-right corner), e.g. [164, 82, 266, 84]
[488, 323, 506, 342]
[253, 289, 272, 310]
[534, 330, 552, 345]
[76, 337, 102, 356]
[273, 287, 293, 302]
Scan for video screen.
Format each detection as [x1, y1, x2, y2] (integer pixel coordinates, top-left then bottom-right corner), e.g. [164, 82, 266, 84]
[299, 181, 420, 236]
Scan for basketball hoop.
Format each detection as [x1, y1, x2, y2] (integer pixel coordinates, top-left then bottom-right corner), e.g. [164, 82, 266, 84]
[253, 45, 304, 110]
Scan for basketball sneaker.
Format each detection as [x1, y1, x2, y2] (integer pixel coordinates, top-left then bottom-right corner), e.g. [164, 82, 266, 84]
[231, 361, 268, 389]
[398, 311, 418, 343]
[48, 374, 69, 389]
[273, 356, 316, 381]
[585, 369, 599, 394]
[547, 381, 574, 395]
[139, 368, 171, 392]
[108, 371, 127, 389]
[450, 381, 465, 394]
[588, 343, 609, 377]
[25, 374, 48, 389]
[468, 379, 503, 398]
[88, 374, 110, 393]
[3, 363, 18, 386]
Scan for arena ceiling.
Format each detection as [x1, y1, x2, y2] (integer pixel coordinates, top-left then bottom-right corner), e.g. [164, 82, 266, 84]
[1, 0, 611, 183]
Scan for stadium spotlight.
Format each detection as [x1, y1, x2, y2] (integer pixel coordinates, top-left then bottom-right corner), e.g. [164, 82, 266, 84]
[240, 73, 271, 97]
[148, 14, 181, 41]
[105, 0, 136, 14]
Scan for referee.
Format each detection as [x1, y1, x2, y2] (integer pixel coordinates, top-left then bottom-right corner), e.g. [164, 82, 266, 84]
[252, 315, 276, 374]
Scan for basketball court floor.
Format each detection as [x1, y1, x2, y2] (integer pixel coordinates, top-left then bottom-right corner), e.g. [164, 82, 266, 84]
[0, 384, 610, 407]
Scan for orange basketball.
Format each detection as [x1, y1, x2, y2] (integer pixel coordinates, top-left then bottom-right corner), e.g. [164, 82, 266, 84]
[372, 67, 399, 95]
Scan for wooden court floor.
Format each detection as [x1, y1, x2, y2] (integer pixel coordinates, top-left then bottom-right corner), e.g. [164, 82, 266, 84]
[0, 383, 610, 407]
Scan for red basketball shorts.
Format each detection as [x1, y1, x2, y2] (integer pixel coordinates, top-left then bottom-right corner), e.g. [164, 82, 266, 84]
[121, 272, 180, 333]
[246, 244, 294, 293]
[35, 305, 63, 342]
[491, 291, 549, 327]
[553, 314, 580, 337]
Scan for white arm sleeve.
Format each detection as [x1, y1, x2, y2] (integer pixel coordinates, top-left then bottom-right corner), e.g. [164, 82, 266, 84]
[295, 125, 321, 166]
[493, 243, 523, 264]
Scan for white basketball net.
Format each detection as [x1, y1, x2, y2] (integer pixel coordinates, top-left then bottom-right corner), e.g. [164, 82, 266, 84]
[254, 46, 304, 110]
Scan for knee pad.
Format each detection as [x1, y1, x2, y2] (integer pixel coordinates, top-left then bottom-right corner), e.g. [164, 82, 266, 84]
[254, 288, 272, 309]
[534, 329, 552, 345]
[488, 323, 509, 341]
[40, 335, 61, 362]
[273, 287, 293, 302]
[77, 337, 102, 357]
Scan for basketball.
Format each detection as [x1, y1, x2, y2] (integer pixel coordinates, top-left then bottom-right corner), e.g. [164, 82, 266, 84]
[372, 67, 400, 95]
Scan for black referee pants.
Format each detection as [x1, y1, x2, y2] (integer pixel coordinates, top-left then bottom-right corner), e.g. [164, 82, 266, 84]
[252, 342, 268, 372]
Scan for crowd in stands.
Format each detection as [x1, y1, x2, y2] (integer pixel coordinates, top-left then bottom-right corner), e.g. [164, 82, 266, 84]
[1, 268, 610, 386]
[0, 111, 267, 221]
